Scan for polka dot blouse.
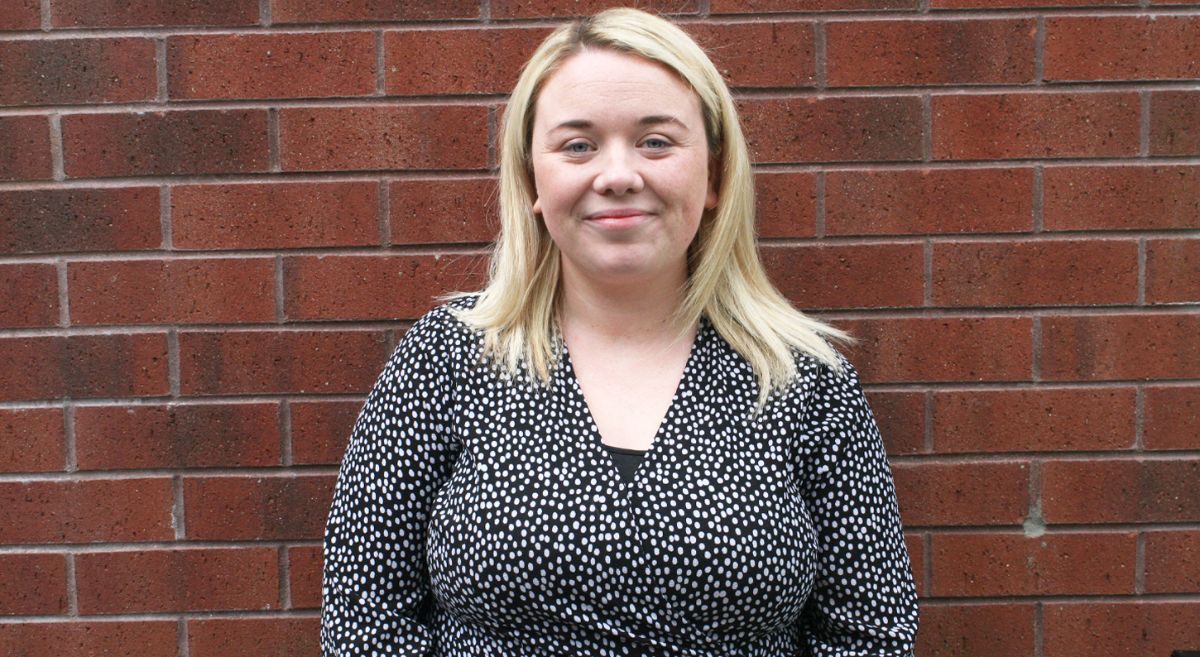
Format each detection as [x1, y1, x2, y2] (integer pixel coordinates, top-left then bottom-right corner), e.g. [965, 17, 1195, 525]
[321, 297, 919, 656]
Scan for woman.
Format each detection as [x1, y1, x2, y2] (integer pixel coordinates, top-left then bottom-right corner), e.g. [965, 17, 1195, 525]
[321, 8, 918, 657]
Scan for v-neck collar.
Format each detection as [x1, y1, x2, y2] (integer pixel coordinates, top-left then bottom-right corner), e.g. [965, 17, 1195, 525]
[559, 317, 709, 490]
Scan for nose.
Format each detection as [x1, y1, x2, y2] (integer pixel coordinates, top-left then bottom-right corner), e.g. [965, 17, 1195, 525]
[592, 146, 644, 196]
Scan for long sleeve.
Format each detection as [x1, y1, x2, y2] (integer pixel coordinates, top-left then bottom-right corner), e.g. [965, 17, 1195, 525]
[320, 311, 462, 657]
[794, 353, 919, 657]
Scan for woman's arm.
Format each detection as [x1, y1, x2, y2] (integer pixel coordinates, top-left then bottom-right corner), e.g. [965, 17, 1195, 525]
[795, 354, 919, 656]
[320, 310, 462, 657]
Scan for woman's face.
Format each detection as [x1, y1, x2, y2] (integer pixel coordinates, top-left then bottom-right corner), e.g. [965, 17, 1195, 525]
[529, 48, 718, 290]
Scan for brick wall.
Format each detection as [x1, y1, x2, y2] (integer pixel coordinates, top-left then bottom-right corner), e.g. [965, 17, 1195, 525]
[0, 0, 1197, 656]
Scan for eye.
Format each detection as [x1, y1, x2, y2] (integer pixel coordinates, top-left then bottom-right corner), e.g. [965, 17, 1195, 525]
[564, 141, 593, 154]
[642, 136, 672, 150]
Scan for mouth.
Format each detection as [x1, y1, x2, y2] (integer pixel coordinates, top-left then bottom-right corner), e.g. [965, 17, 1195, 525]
[584, 208, 653, 229]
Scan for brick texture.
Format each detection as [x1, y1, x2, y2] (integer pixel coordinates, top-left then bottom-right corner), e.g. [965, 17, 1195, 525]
[168, 32, 377, 100]
[172, 181, 379, 250]
[0, 408, 64, 472]
[0, 39, 156, 106]
[52, 0, 258, 27]
[1150, 91, 1200, 155]
[826, 18, 1035, 87]
[62, 110, 270, 178]
[932, 92, 1140, 159]
[1, 5, 1196, 652]
[825, 168, 1034, 236]
[1042, 459, 1200, 523]
[68, 258, 277, 325]
[76, 548, 279, 613]
[1043, 165, 1200, 231]
[183, 475, 335, 540]
[931, 532, 1136, 595]
[0, 187, 161, 254]
[932, 388, 1135, 453]
[189, 617, 322, 657]
[75, 403, 282, 470]
[1045, 16, 1200, 81]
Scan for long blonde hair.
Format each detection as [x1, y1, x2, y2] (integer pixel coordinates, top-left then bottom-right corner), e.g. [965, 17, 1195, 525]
[447, 7, 853, 407]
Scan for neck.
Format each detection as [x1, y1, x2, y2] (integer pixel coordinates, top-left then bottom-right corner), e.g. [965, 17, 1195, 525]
[557, 262, 690, 345]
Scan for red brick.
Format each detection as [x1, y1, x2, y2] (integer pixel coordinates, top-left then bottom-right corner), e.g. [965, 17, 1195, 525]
[390, 178, 498, 245]
[904, 533, 924, 596]
[826, 168, 1033, 236]
[1150, 91, 1200, 156]
[1044, 602, 1200, 657]
[0, 408, 64, 472]
[75, 403, 281, 470]
[179, 329, 389, 395]
[189, 617, 320, 657]
[495, 0, 698, 17]
[892, 461, 1029, 526]
[1145, 530, 1200, 594]
[916, 603, 1036, 657]
[52, 0, 257, 27]
[0, 187, 160, 254]
[931, 532, 1135, 596]
[280, 106, 488, 172]
[271, 0, 478, 23]
[168, 32, 375, 100]
[0, 477, 173, 543]
[283, 254, 489, 321]
[77, 548, 279, 613]
[1146, 238, 1200, 304]
[184, 475, 335, 540]
[932, 92, 1139, 160]
[0, 621, 177, 657]
[1144, 385, 1200, 450]
[173, 181, 378, 250]
[68, 258, 276, 325]
[840, 317, 1033, 383]
[866, 391, 924, 455]
[828, 18, 1034, 87]
[760, 243, 924, 309]
[1045, 16, 1200, 81]
[932, 239, 1138, 306]
[0, 0, 39, 30]
[0, 333, 168, 401]
[0, 554, 67, 614]
[753, 171, 817, 239]
[686, 21, 816, 88]
[1042, 459, 1200, 524]
[739, 96, 922, 163]
[0, 39, 155, 106]
[1041, 314, 1200, 381]
[0, 263, 58, 327]
[290, 400, 360, 465]
[385, 27, 552, 96]
[0, 115, 51, 181]
[288, 545, 323, 609]
[1043, 165, 1200, 231]
[933, 388, 1135, 453]
[712, 0, 915, 11]
[62, 110, 269, 178]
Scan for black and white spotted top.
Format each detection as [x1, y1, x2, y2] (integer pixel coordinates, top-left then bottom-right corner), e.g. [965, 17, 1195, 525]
[320, 297, 919, 657]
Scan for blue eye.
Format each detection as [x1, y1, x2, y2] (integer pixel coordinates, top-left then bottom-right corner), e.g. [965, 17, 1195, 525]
[643, 137, 670, 149]
[565, 141, 592, 154]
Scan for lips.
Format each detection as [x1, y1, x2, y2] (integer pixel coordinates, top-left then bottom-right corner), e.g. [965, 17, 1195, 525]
[584, 208, 653, 229]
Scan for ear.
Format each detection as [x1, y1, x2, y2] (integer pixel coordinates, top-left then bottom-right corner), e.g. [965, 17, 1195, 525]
[704, 159, 720, 210]
[532, 196, 542, 215]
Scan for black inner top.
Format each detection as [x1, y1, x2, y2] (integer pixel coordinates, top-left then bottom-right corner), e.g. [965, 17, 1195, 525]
[602, 443, 647, 483]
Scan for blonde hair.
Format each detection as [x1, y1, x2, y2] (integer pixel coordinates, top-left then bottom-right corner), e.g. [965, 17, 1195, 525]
[447, 7, 853, 407]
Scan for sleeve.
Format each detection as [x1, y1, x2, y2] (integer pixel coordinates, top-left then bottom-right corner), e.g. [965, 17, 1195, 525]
[794, 353, 919, 657]
[320, 310, 463, 657]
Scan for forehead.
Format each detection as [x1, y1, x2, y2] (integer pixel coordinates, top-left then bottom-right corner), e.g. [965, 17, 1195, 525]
[533, 49, 704, 127]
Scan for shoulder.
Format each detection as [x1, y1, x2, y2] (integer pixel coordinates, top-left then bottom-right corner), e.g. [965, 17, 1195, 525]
[785, 344, 865, 417]
[390, 294, 483, 370]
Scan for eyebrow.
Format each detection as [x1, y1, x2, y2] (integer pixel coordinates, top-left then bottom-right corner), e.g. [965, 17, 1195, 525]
[549, 115, 688, 132]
